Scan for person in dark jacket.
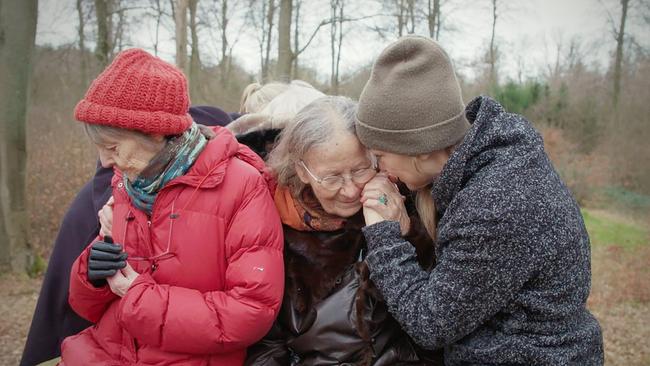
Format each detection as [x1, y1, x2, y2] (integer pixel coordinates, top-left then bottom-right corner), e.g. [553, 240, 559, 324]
[20, 105, 238, 365]
[245, 96, 440, 366]
[354, 36, 604, 365]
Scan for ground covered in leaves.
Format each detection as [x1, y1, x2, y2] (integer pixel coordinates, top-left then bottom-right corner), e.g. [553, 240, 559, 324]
[0, 209, 647, 365]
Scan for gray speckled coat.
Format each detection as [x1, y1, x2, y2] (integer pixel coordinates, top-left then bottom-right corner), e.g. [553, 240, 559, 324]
[362, 96, 604, 365]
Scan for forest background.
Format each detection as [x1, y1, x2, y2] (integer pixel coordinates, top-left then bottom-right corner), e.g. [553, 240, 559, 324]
[0, 0, 648, 365]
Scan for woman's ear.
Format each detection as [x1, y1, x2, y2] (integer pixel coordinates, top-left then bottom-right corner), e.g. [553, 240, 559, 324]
[295, 161, 310, 184]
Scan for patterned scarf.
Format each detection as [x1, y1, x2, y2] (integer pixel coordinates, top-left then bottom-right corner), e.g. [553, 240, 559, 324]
[124, 123, 207, 215]
[274, 185, 347, 232]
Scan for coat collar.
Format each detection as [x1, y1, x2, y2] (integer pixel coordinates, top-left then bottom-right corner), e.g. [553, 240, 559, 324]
[431, 95, 542, 216]
[111, 126, 268, 191]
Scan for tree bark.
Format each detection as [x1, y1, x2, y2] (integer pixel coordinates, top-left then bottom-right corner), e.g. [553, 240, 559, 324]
[263, 0, 275, 82]
[427, 0, 440, 39]
[407, 0, 415, 34]
[95, 0, 111, 67]
[330, 0, 344, 94]
[175, 0, 189, 73]
[0, 0, 38, 273]
[397, 0, 405, 37]
[113, 2, 126, 52]
[152, 0, 163, 56]
[292, 0, 301, 79]
[277, 0, 293, 81]
[188, 0, 201, 98]
[489, 0, 498, 89]
[218, 0, 229, 87]
[77, 0, 88, 86]
[613, 0, 629, 109]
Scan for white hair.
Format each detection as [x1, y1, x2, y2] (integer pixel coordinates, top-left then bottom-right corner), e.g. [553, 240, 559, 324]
[83, 123, 163, 151]
[268, 96, 362, 196]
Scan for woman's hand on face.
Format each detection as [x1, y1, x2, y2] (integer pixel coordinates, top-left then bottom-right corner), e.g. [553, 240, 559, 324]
[99, 196, 114, 238]
[107, 262, 139, 297]
[361, 173, 411, 236]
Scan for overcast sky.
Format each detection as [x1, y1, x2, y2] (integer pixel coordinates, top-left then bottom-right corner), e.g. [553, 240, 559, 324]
[36, 0, 649, 82]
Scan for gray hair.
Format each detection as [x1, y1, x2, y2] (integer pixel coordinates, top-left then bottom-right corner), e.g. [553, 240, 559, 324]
[83, 123, 163, 151]
[267, 95, 360, 196]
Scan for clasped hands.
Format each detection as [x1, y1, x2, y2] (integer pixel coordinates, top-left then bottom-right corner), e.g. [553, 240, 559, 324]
[361, 173, 411, 236]
[89, 196, 138, 297]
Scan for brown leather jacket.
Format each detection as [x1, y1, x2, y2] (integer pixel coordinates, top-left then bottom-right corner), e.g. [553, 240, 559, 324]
[245, 212, 442, 366]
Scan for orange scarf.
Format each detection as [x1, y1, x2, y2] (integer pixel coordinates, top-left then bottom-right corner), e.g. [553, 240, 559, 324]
[274, 186, 346, 232]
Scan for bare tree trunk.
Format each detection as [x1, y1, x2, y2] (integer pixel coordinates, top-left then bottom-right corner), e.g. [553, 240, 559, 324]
[330, 0, 337, 91]
[219, 0, 229, 87]
[489, 0, 498, 89]
[397, 0, 405, 37]
[407, 0, 415, 34]
[95, 0, 111, 66]
[277, 0, 293, 82]
[114, 3, 126, 52]
[335, 2, 343, 90]
[188, 0, 201, 99]
[292, 0, 301, 79]
[427, 0, 440, 39]
[613, 0, 629, 109]
[330, 0, 344, 94]
[263, 0, 276, 82]
[175, 0, 189, 73]
[152, 0, 163, 56]
[77, 0, 88, 85]
[257, 0, 267, 79]
[169, 0, 176, 20]
[0, 0, 38, 273]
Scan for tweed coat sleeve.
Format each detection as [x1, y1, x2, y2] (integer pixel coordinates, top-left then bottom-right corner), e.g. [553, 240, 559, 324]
[362, 209, 550, 350]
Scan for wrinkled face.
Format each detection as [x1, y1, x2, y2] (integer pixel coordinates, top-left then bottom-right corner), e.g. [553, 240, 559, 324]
[94, 133, 164, 181]
[370, 149, 450, 191]
[297, 132, 376, 218]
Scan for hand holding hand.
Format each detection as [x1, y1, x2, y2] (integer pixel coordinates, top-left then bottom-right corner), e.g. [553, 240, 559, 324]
[107, 262, 139, 297]
[98, 196, 114, 238]
[87, 236, 128, 287]
[361, 173, 411, 236]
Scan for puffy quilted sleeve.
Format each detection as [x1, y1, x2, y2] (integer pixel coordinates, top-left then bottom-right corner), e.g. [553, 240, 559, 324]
[117, 177, 285, 355]
[68, 238, 119, 323]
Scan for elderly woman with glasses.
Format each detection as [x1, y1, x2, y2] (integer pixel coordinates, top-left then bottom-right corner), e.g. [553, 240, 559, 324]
[245, 96, 440, 365]
[60, 49, 284, 366]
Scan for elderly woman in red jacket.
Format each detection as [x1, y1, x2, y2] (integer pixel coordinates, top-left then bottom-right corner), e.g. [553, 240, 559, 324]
[61, 49, 284, 366]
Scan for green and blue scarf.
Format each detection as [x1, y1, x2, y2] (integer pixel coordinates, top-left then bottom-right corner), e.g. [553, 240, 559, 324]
[124, 123, 208, 215]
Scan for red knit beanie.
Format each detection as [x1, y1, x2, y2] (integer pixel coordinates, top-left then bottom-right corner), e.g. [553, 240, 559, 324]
[75, 48, 192, 135]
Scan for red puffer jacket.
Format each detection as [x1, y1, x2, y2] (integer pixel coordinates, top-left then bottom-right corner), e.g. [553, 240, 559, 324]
[62, 127, 284, 366]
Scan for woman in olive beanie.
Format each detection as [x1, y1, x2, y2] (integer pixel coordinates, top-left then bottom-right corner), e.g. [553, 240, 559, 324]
[355, 36, 604, 365]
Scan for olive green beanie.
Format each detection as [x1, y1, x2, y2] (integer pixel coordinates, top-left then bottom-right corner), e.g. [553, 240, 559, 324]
[355, 36, 470, 155]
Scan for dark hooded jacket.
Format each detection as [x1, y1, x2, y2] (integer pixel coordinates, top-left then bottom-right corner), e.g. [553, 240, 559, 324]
[361, 96, 604, 365]
[20, 106, 234, 366]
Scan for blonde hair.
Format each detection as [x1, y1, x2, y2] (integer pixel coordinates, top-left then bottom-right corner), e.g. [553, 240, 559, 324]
[413, 143, 460, 240]
[230, 80, 325, 134]
[239, 82, 289, 114]
[267, 96, 358, 197]
[416, 187, 437, 241]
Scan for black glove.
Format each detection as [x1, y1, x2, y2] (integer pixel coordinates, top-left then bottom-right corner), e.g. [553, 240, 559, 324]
[87, 236, 128, 287]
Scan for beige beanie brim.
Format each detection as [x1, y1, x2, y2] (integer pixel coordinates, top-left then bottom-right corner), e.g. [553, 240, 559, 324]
[355, 36, 469, 155]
